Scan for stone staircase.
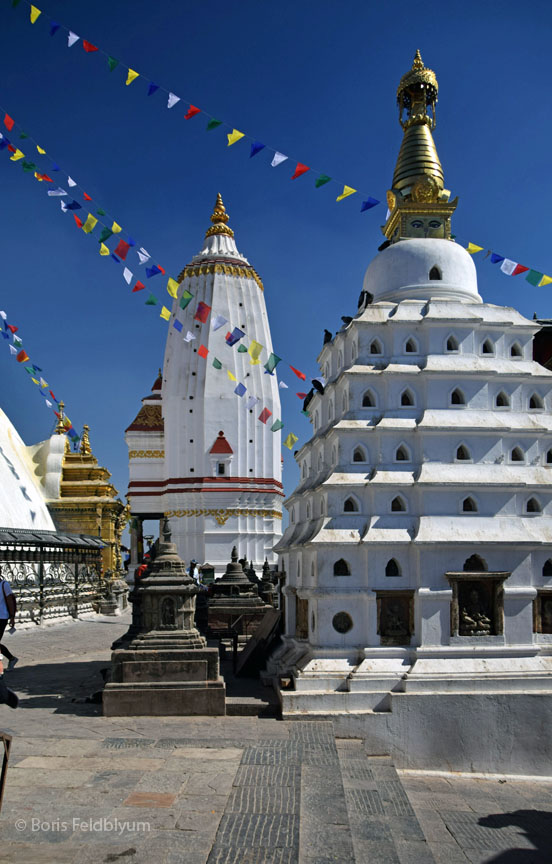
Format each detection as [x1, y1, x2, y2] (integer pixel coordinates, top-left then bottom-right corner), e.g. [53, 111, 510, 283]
[205, 721, 435, 863]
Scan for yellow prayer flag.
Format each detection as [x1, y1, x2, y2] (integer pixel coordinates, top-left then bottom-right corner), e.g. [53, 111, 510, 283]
[111, 222, 122, 234]
[160, 306, 171, 321]
[167, 278, 179, 298]
[36, 145, 46, 154]
[30, 5, 41, 24]
[227, 370, 236, 382]
[539, 275, 552, 287]
[283, 433, 299, 450]
[126, 68, 139, 86]
[33, 172, 43, 181]
[31, 378, 39, 386]
[82, 214, 98, 234]
[466, 243, 483, 255]
[10, 149, 24, 161]
[99, 243, 110, 256]
[248, 340, 263, 364]
[336, 185, 356, 202]
[227, 129, 245, 147]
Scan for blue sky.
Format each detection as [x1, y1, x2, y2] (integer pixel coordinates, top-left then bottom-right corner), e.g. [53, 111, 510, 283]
[0, 0, 551, 510]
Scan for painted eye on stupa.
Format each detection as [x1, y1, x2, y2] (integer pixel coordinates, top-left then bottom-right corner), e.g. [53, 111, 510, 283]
[429, 220, 441, 228]
[411, 220, 423, 228]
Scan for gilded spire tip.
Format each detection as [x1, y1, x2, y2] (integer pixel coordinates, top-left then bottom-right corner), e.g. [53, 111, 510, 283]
[205, 193, 234, 239]
[80, 424, 92, 456]
[412, 49, 424, 70]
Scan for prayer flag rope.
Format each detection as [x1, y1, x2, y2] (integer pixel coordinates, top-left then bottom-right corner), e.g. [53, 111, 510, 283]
[461, 238, 552, 288]
[6, 0, 380, 213]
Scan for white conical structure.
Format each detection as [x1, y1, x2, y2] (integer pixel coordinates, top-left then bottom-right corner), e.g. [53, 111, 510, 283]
[159, 194, 283, 571]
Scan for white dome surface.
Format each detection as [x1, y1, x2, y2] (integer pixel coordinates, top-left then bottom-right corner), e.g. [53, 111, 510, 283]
[363, 238, 482, 304]
[0, 407, 55, 530]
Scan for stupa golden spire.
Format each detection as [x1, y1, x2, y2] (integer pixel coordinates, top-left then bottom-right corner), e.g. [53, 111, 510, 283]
[383, 50, 457, 244]
[205, 192, 234, 239]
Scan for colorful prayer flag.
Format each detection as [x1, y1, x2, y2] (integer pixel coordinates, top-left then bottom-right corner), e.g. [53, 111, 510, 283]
[227, 129, 245, 146]
[107, 57, 118, 72]
[112, 221, 122, 233]
[289, 365, 306, 380]
[82, 214, 98, 234]
[336, 185, 356, 202]
[360, 197, 379, 212]
[3, 115, 14, 132]
[73, 214, 83, 228]
[291, 163, 310, 180]
[147, 83, 159, 97]
[234, 383, 247, 397]
[114, 239, 130, 260]
[258, 407, 272, 424]
[526, 270, 544, 287]
[132, 280, 145, 292]
[466, 243, 483, 255]
[539, 275, 552, 287]
[198, 344, 209, 359]
[270, 420, 284, 432]
[264, 353, 282, 373]
[50, 22, 60, 36]
[212, 358, 222, 369]
[145, 294, 157, 306]
[296, 392, 307, 399]
[67, 32, 80, 47]
[146, 265, 162, 278]
[206, 118, 222, 131]
[490, 253, 504, 264]
[246, 396, 259, 410]
[160, 306, 171, 321]
[10, 149, 24, 161]
[99, 243, 110, 256]
[82, 40, 98, 53]
[183, 331, 195, 342]
[237, 344, 248, 353]
[123, 267, 133, 284]
[512, 264, 529, 276]
[16, 350, 29, 363]
[226, 327, 245, 347]
[126, 69, 139, 86]
[180, 289, 193, 309]
[227, 370, 236, 382]
[248, 340, 264, 364]
[167, 93, 181, 109]
[250, 141, 265, 158]
[137, 248, 150, 264]
[212, 315, 228, 331]
[194, 302, 212, 323]
[166, 277, 179, 298]
[315, 175, 331, 188]
[283, 433, 298, 450]
[98, 227, 113, 244]
[185, 105, 201, 119]
[271, 152, 288, 167]
[500, 259, 517, 276]
[30, 5, 41, 24]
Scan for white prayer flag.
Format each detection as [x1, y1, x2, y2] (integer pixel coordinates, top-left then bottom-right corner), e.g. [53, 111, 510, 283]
[500, 259, 517, 276]
[67, 176, 77, 187]
[271, 152, 288, 168]
[279, 381, 288, 389]
[67, 32, 80, 47]
[9, 345, 17, 355]
[137, 248, 150, 265]
[0, 311, 6, 320]
[47, 187, 67, 197]
[123, 267, 133, 285]
[246, 396, 260, 409]
[39, 377, 48, 388]
[167, 93, 181, 109]
[212, 315, 228, 331]
[45, 400, 52, 408]
[183, 331, 196, 343]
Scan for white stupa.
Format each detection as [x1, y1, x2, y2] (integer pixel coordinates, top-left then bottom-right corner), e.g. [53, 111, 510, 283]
[270, 52, 552, 775]
[126, 196, 283, 574]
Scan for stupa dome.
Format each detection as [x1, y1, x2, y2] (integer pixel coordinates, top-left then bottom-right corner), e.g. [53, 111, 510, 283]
[363, 238, 482, 304]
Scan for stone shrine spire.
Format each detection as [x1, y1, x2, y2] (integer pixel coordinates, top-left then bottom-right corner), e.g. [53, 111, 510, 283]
[383, 50, 457, 244]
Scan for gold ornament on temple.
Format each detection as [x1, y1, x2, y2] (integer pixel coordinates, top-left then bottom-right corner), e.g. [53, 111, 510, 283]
[204, 192, 235, 239]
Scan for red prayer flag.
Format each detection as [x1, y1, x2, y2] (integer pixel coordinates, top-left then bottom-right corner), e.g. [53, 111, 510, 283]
[185, 105, 201, 119]
[291, 162, 310, 180]
[82, 41, 98, 53]
[258, 407, 272, 424]
[114, 239, 131, 260]
[83, 192, 92, 201]
[198, 344, 209, 359]
[37, 174, 53, 182]
[194, 302, 212, 323]
[7, 144, 15, 153]
[289, 365, 306, 380]
[512, 264, 529, 276]
[296, 392, 307, 399]
[3, 114, 14, 132]
[74, 214, 83, 228]
[6, 324, 18, 334]
[158, 265, 166, 275]
[132, 280, 145, 292]
[49, 390, 56, 401]
[16, 350, 29, 363]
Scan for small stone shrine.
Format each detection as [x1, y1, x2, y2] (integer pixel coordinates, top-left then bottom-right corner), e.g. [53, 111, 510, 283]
[208, 547, 273, 635]
[103, 519, 225, 716]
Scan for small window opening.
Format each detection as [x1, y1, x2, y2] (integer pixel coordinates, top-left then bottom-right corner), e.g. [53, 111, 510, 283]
[370, 339, 382, 355]
[353, 446, 366, 463]
[333, 559, 351, 576]
[511, 447, 524, 462]
[543, 559, 552, 577]
[462, 496, 477, 512]
[482, 339, 494, 355]
[385, 558, 401, 578]
[362, 390, 375, 407]
[217, 462, 226, 476]
[401, 389, 414, 406]
[396, 445, 409, 461]
[530, 394, 544, 410]
[511, 343, 522, 357]
[547, 449, 552, 465]
[456, 445, 470, 461]
[496, 392, 510, 408]
[451, 388, 465, 405]
[429, 266, 442, 280]
[344, 497, 358, 513]
[464, 554, 487, 571]
[526, 498, 541, 513]
[405, 338, 417, 353]
[391, 496, 406, 512]
[446, 335, 459, 352]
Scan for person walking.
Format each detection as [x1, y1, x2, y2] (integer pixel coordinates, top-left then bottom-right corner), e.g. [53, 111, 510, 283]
[0, 570, 18, 672]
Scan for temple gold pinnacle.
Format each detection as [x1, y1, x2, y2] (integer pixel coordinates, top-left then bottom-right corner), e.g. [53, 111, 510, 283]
[205, 193, 234, 239]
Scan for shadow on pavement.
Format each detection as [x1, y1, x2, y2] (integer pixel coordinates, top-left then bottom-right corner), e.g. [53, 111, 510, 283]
[4, 659, 108, 715]
[478, 809, 552, 863]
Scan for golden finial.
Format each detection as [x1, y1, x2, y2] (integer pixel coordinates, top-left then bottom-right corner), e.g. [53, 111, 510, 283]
[55, 400, 66, 435]
[80, 424, 92, 456]
[412, 49, 424, 70]
[205, 193, 234, 239]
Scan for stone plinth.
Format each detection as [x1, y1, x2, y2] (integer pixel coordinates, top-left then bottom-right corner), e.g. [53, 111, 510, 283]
[103, 520, 225, 716]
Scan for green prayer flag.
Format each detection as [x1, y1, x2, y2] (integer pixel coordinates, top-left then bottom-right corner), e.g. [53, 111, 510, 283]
[526, 269, 543, 287]
[145, 294, 158, 306]
[315, 174, 331, 188]
[98, 227, 113, 244]
[96, 208, 106, 216]
[13, 336, 22, 347]
[180, 289, 193, 309]
[270, 420, 284, 432]
[19, 132, 28, 140]
[206, 118, 223, 131]
[12, 0, 22, 8]
[301, 409, 310, 417]
[264, 352, 282, 374]
[237, 344, 248, 353]
[21, 161, 36, 173]
[108, 57, 119, 72]
[212, 358, 222, 369]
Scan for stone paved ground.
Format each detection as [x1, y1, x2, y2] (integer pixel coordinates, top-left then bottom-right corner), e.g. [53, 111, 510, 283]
[0, 614, 551, 863]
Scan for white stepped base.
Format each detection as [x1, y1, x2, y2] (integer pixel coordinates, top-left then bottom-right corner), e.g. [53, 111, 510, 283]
[281, 688, 392, 713]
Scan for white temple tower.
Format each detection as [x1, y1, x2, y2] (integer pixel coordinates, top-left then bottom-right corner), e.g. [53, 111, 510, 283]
[126, 196, 283, 574]
[270, 52, 552, 774]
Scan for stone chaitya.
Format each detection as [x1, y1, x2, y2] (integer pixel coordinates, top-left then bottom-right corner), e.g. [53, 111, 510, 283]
[268, 52, 552, 774]
[103, 519, 225, 716]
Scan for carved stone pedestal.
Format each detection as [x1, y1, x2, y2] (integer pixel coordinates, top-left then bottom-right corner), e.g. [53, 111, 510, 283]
[103, 521, 225, 716]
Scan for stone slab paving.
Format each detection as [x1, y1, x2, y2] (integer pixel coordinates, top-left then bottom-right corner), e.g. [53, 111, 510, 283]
[0, 615, 551, 862]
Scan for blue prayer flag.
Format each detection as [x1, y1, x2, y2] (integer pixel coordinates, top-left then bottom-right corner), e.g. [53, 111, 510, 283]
[51, 163, 60, 171]
[111, 254, 120, 263]
[360, 197, 379, 212]
[250, 141, 265, 158]
[234, 383, 247, 397]
[50, 22, 60, 36]
[226, 327, 245, 347]
[146, 265, 162, 278]
[147, 83, 160, 97]
[173, 319, 183, 332]
[127, 237, 136, 247]
[65, 200, 82, 211]
[0, 139, 7, 151]
[490, 253, 505, 264]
